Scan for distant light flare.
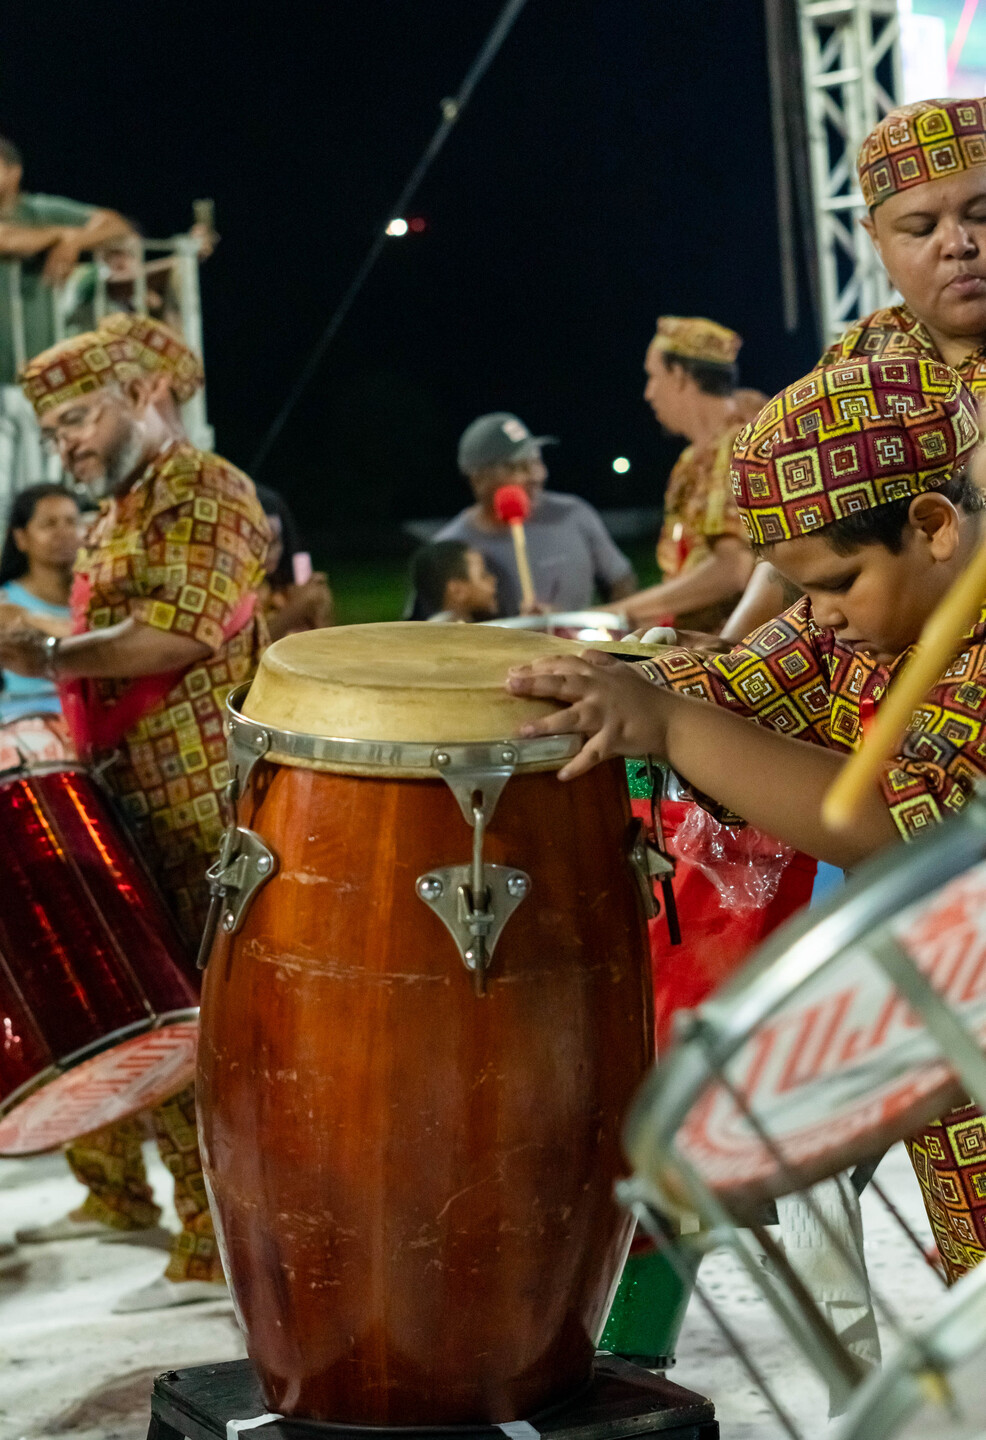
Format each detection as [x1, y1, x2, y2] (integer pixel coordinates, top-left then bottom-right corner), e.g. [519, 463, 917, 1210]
[612, 457, 631, 473]
[385, 218, 409, 237]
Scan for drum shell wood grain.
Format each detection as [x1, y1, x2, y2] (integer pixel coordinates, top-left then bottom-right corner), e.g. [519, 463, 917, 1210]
[198, 756, 653, 1425]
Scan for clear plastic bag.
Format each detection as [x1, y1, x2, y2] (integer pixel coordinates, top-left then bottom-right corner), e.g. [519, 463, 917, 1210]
[667, 803, 796, 915]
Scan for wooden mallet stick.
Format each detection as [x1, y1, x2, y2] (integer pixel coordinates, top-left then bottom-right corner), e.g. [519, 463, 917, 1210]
[823, 534, 986, 830]
[494, 484, 537, 610]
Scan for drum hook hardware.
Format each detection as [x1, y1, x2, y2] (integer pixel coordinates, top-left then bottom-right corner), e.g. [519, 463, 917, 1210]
[416, 745, 531, 996]
[197, 718, 277, 969]
[197, 825, 278, 969]
[227, 711, 272, 795]
[627, 817, 674, 922]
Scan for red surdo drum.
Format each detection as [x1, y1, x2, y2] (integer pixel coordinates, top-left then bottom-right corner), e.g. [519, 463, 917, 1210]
[197, 623, 654, 1426]
[0, 763, 198, 1155]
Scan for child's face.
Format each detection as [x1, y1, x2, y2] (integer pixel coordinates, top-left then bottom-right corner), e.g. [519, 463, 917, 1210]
[767, 496, 965, 665]
[445, 549, 498, 619]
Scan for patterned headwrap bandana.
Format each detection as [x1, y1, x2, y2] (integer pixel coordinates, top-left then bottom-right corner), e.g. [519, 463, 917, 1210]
[857, 97, 986, 208]
[20, 319, 204, 417]
[651, 315, 742, 367]
[20, 331, 151, 417]
[731, 357, 978, 546]
[97, 313, 204, 404]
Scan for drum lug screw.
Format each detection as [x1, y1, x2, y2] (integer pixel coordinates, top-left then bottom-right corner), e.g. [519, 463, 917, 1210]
[256, 856, 271, 874]
[222, 911, 235, 932]
[506, 874, 529, 898]
[416, 875, 445, 902]
[434, 751, 451, 768]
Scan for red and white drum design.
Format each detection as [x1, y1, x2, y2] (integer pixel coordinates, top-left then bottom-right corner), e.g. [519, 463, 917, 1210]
[626, 805, 986, 1210]
[0, 764, 199, 1155]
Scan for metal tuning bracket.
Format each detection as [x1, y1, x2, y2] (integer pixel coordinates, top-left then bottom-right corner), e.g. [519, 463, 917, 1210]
[628, 817, 675, 921]
[197, 826, 277, 968]
[196, 707, 276, 970]
[416, 745, 532, 996]
[226, 707, 271, 796]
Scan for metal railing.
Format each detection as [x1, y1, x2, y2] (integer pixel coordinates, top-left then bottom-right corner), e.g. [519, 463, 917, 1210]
[0, 220, 214, 530]
[3, 218, 213, 440]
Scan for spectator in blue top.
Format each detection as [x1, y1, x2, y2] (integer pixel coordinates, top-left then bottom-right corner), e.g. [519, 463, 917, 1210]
[0, 482, 83, 724]
[433, 413, 637, 617]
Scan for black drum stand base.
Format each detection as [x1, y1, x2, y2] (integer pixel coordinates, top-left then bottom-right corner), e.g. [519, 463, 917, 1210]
[146, 1355, 717, 1440]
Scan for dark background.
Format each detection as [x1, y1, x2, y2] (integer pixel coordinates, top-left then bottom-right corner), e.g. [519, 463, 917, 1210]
[1, 0, 819, 541]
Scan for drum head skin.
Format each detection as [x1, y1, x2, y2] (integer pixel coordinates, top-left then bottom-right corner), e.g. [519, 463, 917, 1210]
[244, 622, 585, 741]
[625, 801, 986, 1213]
[0, 1021, 198, 1155]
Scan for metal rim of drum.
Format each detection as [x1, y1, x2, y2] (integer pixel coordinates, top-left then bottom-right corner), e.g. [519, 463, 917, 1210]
[837, 1258, 986, 1439]
[0, 757, 91, 785]
[225, 682, 581, 774]
[623, 792, 986, 1177]
[481, 611, 629, 633]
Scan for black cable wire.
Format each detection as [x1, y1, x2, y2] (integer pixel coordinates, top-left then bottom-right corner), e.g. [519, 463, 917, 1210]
[250, 0, 533, 477]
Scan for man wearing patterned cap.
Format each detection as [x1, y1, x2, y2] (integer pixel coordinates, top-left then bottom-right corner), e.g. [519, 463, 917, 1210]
[507, 355, 986, 1286]
[98, 310, 205, 424]
[605, 316, 757, 633]
[822, 97, 986, 393]
[0, 327, 269, 1310]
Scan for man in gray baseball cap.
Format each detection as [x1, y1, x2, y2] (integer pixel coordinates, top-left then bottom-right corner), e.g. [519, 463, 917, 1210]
[434, 412, 636, 617]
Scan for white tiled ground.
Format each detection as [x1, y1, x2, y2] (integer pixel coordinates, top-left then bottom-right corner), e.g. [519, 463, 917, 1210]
[0, 1143, 952, 1440]
[0, 1146, 244, 1440]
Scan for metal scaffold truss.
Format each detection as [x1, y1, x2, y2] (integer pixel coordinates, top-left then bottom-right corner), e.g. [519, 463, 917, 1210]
[798, 0, 903, 340]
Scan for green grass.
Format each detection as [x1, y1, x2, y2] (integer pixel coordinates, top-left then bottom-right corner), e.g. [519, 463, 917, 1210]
[320, 537, 660, 627]
[324, 557, 413, 626]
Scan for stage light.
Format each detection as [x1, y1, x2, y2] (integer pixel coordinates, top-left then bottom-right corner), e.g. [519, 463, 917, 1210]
[386, 218, 409, 237]
[612, 456, 630, 473]
[408, 217, 427, 233]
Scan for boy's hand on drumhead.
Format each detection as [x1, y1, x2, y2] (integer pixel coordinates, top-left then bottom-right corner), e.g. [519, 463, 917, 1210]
[506, 650, 668, 780]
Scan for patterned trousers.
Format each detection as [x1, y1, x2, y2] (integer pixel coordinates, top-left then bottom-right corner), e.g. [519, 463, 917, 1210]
[65, 1082, 223, 1284]
[907, 1101, 986, 1284]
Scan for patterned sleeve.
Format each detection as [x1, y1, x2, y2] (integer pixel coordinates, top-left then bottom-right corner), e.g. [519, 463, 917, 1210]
[699, 429, 750, 543]
[880, 670, 986, 839]
[639, 597, 835, 744]
[129, 455, 270, 651]
[642, 596, 986, 842]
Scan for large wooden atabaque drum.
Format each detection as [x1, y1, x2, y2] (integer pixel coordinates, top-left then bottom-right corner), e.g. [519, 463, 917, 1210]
[197, 623, 653, 1426]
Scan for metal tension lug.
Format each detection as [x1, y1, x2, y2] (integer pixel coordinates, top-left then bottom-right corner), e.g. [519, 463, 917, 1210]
[628, 818, 674, 920]
[197, 826, 277, 967]
[416, 865, 531, 995]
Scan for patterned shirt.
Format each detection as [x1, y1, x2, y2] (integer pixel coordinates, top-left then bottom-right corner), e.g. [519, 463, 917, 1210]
[818, 303, 986, 399]
[640, 596, 986, 842]
[74, 440, 269, 937]
[656, 421, 749, 630]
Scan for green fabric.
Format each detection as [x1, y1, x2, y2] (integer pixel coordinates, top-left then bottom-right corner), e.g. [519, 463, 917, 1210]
[0, 191, 95, 384]
[600, 1243, 701, 1365]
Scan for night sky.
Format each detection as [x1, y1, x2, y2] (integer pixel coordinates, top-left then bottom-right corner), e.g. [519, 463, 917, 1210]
[2, 1, 820, 539]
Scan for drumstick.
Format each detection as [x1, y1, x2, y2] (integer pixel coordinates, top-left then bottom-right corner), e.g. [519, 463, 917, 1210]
[823, 533, 986, 830]
[493, 484, 537, 610]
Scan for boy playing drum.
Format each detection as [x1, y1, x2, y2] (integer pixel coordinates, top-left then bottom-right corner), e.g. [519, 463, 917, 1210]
[507, 354, 986, 1282]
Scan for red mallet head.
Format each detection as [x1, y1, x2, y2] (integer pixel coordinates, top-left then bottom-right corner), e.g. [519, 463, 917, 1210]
[493, 484, 531, 524]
